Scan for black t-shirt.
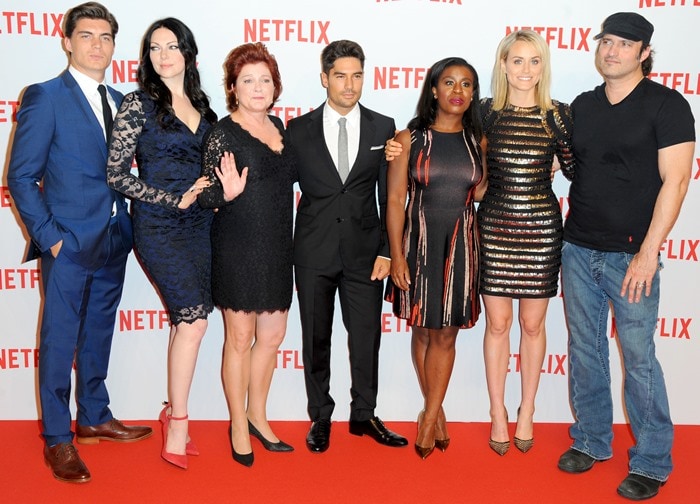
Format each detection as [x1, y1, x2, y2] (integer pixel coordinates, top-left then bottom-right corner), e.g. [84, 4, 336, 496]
[564, 78, 695, 253]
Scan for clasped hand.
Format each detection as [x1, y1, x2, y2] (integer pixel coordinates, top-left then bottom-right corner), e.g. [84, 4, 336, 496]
[178, 175, 211, 209]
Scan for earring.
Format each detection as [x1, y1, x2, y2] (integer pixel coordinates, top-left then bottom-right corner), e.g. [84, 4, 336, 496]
[433, 95, 437, 99]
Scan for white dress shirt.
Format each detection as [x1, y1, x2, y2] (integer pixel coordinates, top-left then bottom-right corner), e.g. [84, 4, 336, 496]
[68, 65, 116, 142]
[68, 65, 118, 216]
[323, 101, 361, 179]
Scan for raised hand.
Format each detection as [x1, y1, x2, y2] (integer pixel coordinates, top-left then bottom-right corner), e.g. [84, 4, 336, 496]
[215, 151, 248, 202]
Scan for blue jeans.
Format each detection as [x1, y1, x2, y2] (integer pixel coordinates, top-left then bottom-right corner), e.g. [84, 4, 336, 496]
[561, 241, 673, 481]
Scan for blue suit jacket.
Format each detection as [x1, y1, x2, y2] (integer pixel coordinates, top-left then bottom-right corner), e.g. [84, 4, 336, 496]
[8, 70, 132, 269]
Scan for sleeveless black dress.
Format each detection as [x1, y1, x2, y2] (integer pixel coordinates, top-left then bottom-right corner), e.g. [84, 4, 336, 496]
[198, 115, 296, 312]
[107, 91, 214, 324]
[386, 128, 482, 329]
[478, 98, 574, 298]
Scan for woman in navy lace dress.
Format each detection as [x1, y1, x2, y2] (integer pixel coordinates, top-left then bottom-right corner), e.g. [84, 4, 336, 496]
[107, 18, 221, 469]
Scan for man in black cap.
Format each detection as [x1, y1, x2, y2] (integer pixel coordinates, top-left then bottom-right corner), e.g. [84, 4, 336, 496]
[556, 11, 695, 501]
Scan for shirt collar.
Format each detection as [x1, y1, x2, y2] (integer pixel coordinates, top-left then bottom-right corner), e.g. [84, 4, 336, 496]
[323, 100, 361, 127]
[68, 65, 107, 97]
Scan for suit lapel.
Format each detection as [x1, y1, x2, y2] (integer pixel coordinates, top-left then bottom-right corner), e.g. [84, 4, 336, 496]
[349, 105, 377, 181]
[61, 71, 108, 159]
[306, 105, 342, 183]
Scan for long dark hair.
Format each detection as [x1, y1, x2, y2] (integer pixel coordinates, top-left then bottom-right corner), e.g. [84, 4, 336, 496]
[137, 18, 216, 128]
[408, 57, 482, 140]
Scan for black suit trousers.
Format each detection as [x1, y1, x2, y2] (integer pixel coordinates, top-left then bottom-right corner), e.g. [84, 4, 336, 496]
[295, 258, 383, 422]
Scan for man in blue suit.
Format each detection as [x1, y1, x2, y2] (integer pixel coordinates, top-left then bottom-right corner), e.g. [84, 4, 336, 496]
[8, 2, 151, 484]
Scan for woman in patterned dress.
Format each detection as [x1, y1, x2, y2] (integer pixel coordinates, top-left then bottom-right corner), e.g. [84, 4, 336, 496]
[385, 57, 485, 459]
[478, 30, 574, 455]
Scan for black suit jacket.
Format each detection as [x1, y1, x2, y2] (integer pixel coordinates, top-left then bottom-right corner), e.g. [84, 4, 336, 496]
[288, 103, 395, 271]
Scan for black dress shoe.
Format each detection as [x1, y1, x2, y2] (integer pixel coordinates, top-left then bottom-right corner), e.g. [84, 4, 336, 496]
[349, 416, 408, 447]
[228, 425, 253, 467]
[248, 420, 294, 452]
[617, 473, 665, 500]
[306, 419, 331, 453]
[557, 448, 598, 473]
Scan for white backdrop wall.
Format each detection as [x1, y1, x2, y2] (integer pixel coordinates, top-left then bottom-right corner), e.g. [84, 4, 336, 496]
[1, 0, 698, 425]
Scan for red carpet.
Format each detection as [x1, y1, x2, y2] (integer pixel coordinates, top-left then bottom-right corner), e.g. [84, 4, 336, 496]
[2, 421, 695, 503]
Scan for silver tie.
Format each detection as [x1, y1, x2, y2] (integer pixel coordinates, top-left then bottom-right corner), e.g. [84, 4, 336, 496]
[337, 117, 349, 183]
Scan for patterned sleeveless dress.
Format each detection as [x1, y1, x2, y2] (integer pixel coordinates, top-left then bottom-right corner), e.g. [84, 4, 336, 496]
[386, 128, 482, 329]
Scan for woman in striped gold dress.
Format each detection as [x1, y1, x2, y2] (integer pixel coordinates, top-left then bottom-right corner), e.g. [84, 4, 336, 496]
[478, 30, 574, 456]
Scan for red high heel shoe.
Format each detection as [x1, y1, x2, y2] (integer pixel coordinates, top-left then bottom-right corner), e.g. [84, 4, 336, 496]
[160, 402, 198, 456]
[160, 404, 188, 469]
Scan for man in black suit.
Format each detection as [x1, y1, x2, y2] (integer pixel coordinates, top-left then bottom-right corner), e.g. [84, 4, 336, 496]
[287, 40, 407, 453]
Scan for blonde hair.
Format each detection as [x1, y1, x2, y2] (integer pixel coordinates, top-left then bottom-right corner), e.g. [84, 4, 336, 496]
[491, 30, 553, 111]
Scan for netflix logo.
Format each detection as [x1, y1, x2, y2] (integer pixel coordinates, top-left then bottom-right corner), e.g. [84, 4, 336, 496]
[119, 309, 170, 332]
[373, 67, 430, 90]
[695, 158, 700, 181]
[110, 60, 139, 84]
[659, 239, 699, 261]
[0, 99, 20, 123]
[381, 312, 411, 333]
[243, 19, 330, 44]
[270, 106, 314, 126]
[1, 186, 13, 208]
[639, 0, 700, 7]
[509, 353, 567, 375]
[276, 349, 303, 369]
[376, 0, 464, 4]
[0, 11, 63, 37]
[0, 268, 41, 289]
[657, 318, 692, 339]
[0, 348, 38, 369]
[505, 26, 591, 51]
[647, 72, 700, 96]
[610, 317, 693, 339]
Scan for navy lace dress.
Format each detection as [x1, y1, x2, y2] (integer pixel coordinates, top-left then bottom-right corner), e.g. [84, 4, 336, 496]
[107, 90, 214, 324]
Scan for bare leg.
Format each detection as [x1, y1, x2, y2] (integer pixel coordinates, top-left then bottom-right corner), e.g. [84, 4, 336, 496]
[247, 310, 289, 442]
[413, 327, 448, 443]
[166, 318, 207, 455]
[515, 298, 549, 441]
[411, 327, 429, 399]
[482, 295, 513, 443]
[222, 310, 255, 455]
[416, 326, 459, 450]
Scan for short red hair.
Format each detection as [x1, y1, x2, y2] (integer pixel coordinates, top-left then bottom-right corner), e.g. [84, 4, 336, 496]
[223, 42, 282, 112]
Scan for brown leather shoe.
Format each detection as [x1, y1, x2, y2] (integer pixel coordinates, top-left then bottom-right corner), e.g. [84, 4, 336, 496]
[44, 442, 91, 483]
[76, 418, 153, 444]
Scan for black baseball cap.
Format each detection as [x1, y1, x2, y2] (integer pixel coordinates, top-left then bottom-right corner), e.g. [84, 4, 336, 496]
[594, 12, 654, 45]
